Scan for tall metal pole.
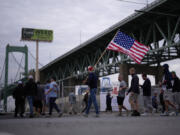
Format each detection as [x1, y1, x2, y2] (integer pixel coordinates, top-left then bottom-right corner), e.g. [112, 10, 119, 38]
[24, 45, 28, 79]
[35, 40, 39, 82]
[4, 45, 9, 112]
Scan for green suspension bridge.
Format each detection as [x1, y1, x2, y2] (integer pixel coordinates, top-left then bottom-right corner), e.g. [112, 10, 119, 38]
[0, 45, 43, 111]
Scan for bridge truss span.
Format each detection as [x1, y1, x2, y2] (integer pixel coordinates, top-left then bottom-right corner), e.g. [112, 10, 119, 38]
[40, 0, 180, 83]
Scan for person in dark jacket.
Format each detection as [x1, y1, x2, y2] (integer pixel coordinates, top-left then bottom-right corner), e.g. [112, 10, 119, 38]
[82, 91, 89, 113]
[13, 81, 25, 117]
[141, 73, 153, 116]
[172, 71, 180, 112]
[83, 66, 99, 117]
[25, 75, 37, 118]
[34, 82, 44, 116]
[160, 64, 177, 116]
[127, 67, 140, 116]
[106, 92, 112, 112]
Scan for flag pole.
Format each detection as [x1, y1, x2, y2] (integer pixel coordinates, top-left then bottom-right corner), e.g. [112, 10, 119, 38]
[93, 48, 107, 68]
[82, 48, 107, 84]
[93, 30, 120, 68]
[83, 30, 120, 84]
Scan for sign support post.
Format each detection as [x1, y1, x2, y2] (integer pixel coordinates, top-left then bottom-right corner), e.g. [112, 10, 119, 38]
[36, 40, 39, 82]
[21, 28, 53, 82]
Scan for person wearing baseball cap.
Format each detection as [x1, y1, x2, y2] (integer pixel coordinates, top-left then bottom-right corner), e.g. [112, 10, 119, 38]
[161, 64, 177, 116]
[83, 66, 99, 117]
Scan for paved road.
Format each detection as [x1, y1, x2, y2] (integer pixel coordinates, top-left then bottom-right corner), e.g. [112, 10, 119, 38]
[0, 113, 180, 135]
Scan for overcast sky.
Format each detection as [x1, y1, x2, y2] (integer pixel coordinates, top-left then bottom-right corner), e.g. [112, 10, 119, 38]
[0, 0, 180, 85]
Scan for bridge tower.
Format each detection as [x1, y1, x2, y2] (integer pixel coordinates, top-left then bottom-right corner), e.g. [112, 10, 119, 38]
[4, 44, 28, 111]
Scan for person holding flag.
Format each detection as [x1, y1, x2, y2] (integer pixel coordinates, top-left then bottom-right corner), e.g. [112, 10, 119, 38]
[83, 66, 99, 117]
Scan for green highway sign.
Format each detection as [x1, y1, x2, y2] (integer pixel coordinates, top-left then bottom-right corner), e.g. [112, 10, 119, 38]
[21, 28, 53, 42]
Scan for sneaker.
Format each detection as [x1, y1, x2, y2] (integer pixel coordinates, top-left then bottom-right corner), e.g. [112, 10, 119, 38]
[176, 111, 179, 116]
[152, 108, 157, 113]
[169, 112, 176, 116]
[118, 113, 122, 116]
[95, 114, 99, 117]
[141, 113, 148, 116]
[136, 111, 141, 116]
[41, 113, 45, 116]
[126, 110, 129, 116]
[46, 115, 51, 118]
[58, 112, 63, 117]
[131, 111, 136, 116]
[83, 113, 88, 117]
[132, 111, 140, 116]
[29, 114, 34, 118]
[160, 112, 169, 116]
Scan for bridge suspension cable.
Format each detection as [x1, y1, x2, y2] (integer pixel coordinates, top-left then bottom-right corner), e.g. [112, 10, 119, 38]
[0, 60, 5, 83]
[14, 54, 24, 82]
[28, 50, 44, 67]
[11, 52, 24, 70]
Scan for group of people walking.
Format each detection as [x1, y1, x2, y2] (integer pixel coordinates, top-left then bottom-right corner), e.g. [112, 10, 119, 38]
[106, 64, 180, 116]
[13, 63, 180, 118]
[13, 76, 62, 118]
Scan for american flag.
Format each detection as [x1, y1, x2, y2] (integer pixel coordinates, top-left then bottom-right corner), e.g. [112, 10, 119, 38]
[107, 31, 149, 64]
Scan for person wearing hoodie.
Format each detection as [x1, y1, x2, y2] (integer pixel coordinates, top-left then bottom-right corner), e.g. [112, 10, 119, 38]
[127, 67, 140, 116]
[83, 66, 99, 117]
[160, 64, 177, 116]
[13, 81, 25, 117]
[25, 75, 37, 118]
[171, 71, 180, 113]
[141, 73, 153, 116]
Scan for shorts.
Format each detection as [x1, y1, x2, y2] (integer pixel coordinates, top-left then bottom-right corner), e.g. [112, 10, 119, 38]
[129, 92, 139, 103]
[172, 92, 180, 105]
[163, 91, 172, 101]
[117, 96, 125, 105]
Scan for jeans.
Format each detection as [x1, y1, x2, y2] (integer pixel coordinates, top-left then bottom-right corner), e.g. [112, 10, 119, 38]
[86, 88, 99, 114]
[27, 96, 34, 116]
[49, 97, 61, 115]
